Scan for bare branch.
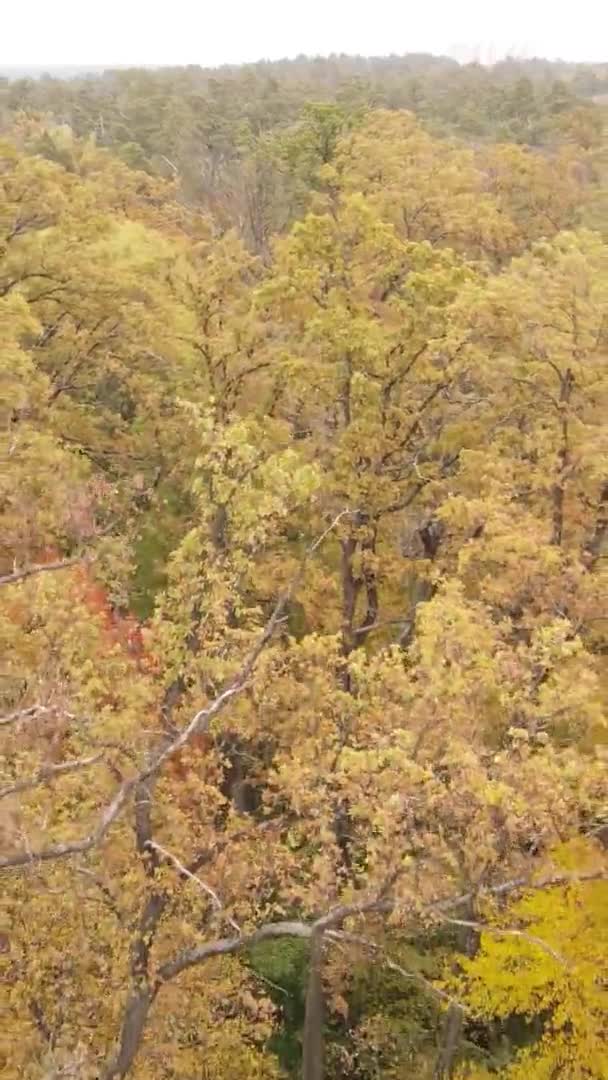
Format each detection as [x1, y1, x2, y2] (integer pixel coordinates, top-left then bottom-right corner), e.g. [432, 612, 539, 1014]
[0, 705, 51, 728]
[0, 752, 105, 800]
[157, 920, 313, 983]
[75, 867, 125, 923]
[159, 154, 179, 175]
[160, 874, 400, 984]
[326, 928, 470, 1013]
[0, 557, 84, 589]
[250, 969, 291, 997]
[0, 779, 133, 871]
[147, 840, 241, 933]
[352, 617, 410, 637]
[431, 867, 608, 915]
[440, 915, 566, 965]
[313, 895, 395, 932]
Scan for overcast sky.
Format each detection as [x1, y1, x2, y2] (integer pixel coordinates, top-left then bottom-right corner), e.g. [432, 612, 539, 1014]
[3, 0, 607, 67]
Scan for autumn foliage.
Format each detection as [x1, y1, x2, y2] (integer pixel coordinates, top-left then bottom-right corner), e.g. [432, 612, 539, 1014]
[1, 66, 607, 1080]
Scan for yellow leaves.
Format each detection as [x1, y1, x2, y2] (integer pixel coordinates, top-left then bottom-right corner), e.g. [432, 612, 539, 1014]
[413, 583, 502, 717]
[455, 849, 608, 1078]
[333, 110, 522, 260]
[2, 112, 607, 1079]
[478, 143, 586, 257]
[0, 289, 39, 343]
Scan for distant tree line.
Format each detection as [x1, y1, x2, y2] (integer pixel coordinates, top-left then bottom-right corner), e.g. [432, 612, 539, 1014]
[1, 53, 606, 252]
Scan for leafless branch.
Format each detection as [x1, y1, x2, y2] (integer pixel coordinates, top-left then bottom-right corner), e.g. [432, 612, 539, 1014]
[250, 969, 291, 997]
[0, 557, 84, 589]
[0, 752, 105, 800]
[0, 705, 51, 728]
[159, 874, 401, 984]
[430, 867, 608, 915]
[352, 617, 410, 637]
[439, 915, 566, 965]
[159, 154, 179, 175]
[75, 867, 125, 923]
[0, 779, 132, 870]
[326, 928, 470, 1013]
[147, 840, 241, 933]
[156, 920, 314, 983]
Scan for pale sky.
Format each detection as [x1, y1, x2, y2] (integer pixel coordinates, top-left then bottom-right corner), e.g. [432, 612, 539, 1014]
[3, 0, 607, 67]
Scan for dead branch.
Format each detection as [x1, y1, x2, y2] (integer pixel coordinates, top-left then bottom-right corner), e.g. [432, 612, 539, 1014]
[0, 753, 105, 801]
[326, 928, 470, 1013]
[439, 915, 566, 964]
[0, 705, 51, 728]
[147, 840, 241, 933]
[0, 557, 84, 589]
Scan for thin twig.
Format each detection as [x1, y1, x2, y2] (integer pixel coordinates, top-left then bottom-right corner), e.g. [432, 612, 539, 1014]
[439, 916, 566, 965]
[75, 867, 125, 923]
[147, 840, 241, 933]
[325, 928, 469, 1013]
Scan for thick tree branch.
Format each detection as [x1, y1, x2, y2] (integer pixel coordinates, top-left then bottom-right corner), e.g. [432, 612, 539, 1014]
[303, 931, 325, 1080]
[102, 781, 165, 1080]
[585, 479, 608, 566]
[158, 884, 400, 984]
[156, 920, 314, 983]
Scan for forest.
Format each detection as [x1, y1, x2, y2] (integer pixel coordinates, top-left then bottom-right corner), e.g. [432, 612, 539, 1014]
[1, 52, 607, 1080]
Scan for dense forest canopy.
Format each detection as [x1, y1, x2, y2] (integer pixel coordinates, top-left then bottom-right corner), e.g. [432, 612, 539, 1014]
[2, 53, 608, 241]
[1, 52, 607, 1080]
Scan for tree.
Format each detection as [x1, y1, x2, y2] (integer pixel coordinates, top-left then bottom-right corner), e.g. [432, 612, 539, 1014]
[331, 111, 512, 259]
[2, 117, 606, 1080]
[454, 844, 608, 1078]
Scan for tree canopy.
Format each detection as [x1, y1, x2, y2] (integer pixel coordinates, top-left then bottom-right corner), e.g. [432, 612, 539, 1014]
[1, 54, 607, 1080]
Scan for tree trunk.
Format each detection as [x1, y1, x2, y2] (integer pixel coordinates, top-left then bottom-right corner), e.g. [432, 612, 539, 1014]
[102, 784, 165, 1079]
[102, 987, 153, 1080]
[302, 932, 325, 1080]
[434, 906, 478, 1078]
[551, 368, 574, 546]
[434, 1004, 464, 1079]
[585, 479, 608, 565]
